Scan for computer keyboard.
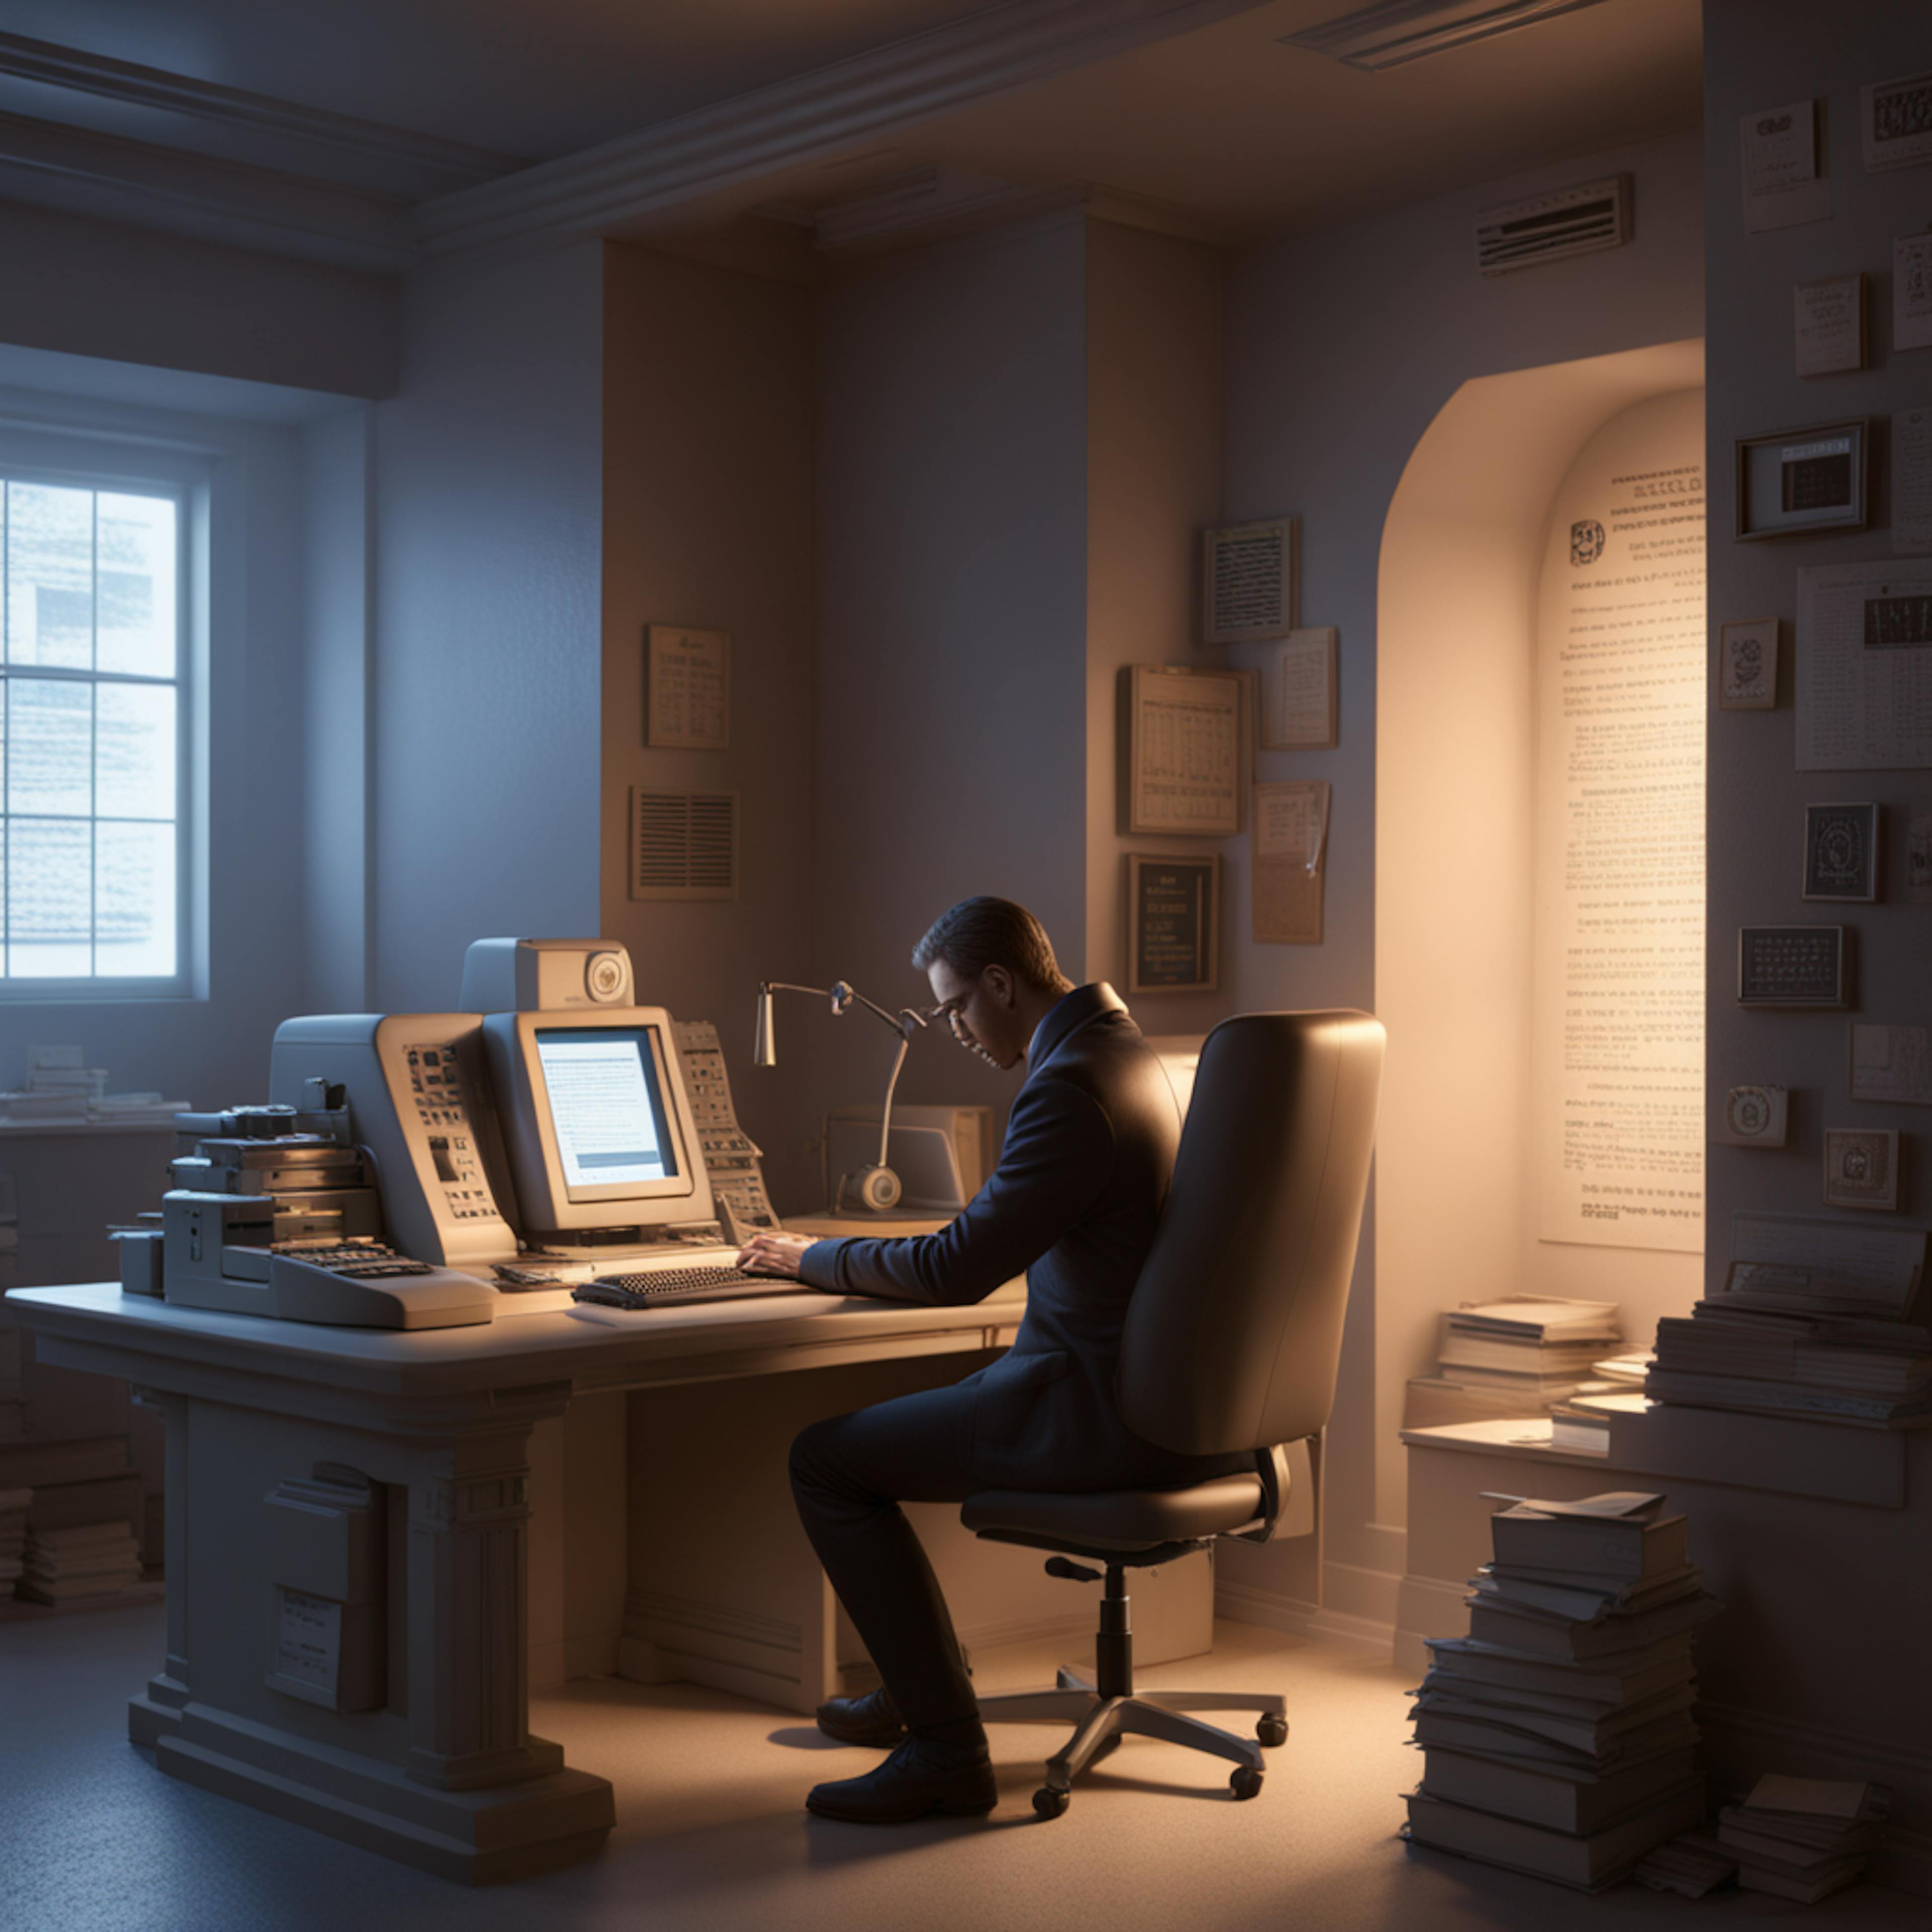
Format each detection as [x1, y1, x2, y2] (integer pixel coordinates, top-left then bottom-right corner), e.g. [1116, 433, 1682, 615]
[572, 1265, 803, 1310]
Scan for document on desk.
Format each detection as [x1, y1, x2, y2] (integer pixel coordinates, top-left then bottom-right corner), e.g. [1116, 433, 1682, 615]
[1251, 780, 1327, 945]
[1797, 562, 1932, 768]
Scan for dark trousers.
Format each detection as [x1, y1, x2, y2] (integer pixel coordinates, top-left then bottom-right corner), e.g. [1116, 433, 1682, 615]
[788, 1381, 991, 1740]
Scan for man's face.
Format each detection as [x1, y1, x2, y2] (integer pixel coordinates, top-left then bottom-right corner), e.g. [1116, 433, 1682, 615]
[926, 959, 1025, 1070]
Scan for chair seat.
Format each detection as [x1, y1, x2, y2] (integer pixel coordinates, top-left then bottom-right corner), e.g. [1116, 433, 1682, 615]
[960, 1472, 1265, 1551]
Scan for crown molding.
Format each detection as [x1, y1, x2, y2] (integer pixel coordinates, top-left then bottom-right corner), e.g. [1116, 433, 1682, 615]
[412, 0, 1270, 258]
[0, 108, 417, 272]
[0, 29, 522, 190]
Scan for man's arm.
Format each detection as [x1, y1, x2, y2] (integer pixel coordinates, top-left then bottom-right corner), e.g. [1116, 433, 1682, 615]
[747, 1077, 1114, 1306]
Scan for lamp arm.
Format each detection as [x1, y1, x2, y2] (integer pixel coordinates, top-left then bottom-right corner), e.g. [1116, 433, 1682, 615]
[876, 1031, 911, 1171]
[760, 980, 831, 1000]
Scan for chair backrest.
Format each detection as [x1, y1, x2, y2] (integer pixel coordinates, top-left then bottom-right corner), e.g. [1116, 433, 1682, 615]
[1118, 1010, 1385, 1458]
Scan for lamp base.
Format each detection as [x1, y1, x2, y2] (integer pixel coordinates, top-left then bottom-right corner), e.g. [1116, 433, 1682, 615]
[837, 1165, 904, 1213]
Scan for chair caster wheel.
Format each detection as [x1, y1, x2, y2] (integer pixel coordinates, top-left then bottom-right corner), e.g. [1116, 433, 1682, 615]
[1230, 1766, 1263, 1801]
[1033, 1787, 1070, 1820]
[1256, 1715, 1289, 1747]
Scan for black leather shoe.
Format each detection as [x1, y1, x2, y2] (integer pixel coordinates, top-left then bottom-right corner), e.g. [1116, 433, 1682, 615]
[806, 1741, 998, 1823]
[815, 1684, 908, 1748]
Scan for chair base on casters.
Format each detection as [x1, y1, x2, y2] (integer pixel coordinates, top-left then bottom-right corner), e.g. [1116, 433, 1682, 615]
[972, 1551, 1291, 1819]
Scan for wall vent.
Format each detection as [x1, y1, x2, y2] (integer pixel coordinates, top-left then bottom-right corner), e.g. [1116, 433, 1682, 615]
[629, 790, 738, 901]
[1475, 175, 1630, 277]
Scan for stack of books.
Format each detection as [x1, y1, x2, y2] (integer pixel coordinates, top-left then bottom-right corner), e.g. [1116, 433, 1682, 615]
[0, 1484, 27, 1590]
[17, 1520, 144, 1604]
[1649, 1295, 1931, 1429]
[1405, 1299, 1623, 1429]
[1717, 1775, 1889, 1903]
[1403, 1491, 1715, 1892]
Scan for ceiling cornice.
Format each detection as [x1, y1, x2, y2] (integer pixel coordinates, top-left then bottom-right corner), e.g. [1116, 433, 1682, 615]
[0, 28, 523, 188]
[411, 0, 1272, 258]
[0, 107, 416, 272]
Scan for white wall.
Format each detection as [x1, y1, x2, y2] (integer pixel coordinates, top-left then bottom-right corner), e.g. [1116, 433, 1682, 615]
[1703, 0, 1932, 1274]
[813, 212, 1091, 1138]
[1220, 124, 1705, 1631]
[598, 243, 820, 1211]
[370, 243, 606, 1012]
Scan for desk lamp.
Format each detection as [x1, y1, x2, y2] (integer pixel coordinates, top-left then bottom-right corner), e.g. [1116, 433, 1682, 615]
[754, 980, 929, 1213]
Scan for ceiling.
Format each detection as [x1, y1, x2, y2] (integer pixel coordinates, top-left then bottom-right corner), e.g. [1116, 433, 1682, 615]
[0, 0, 1704, 270]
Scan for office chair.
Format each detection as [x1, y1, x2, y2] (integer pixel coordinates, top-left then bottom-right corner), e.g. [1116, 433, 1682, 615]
[962, 1010, 1385, 1818]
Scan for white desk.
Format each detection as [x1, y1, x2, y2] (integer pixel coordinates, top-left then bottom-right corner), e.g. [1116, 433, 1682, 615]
[12, 1269, 1214, 1884]
[9, 1276, 1026, 1882]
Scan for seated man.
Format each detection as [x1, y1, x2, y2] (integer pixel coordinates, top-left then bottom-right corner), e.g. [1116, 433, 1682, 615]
[737, 896, 1248, 1824]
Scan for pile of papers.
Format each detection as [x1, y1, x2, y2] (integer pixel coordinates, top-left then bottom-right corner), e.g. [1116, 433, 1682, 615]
[0, 1045, 186, 1127]
[1718, 1776, 1889, 1903]
[0, 1484, 26, 1588]
[1648, 1219, 1931, 1429]
[17, 1520, 144, 1605]
[1404, 1299, 1623, 1430]
[1403, 1491, 1717, 1892]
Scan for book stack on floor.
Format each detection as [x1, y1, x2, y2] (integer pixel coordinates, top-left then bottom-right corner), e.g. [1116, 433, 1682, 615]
[1631, 1831, 1739, 1896]
[1718, 1775, 1889, 1904]
[1404, 1299, 1624, 1430]
[1648, 1282, 1931, 1430]
[1403, 1491, 1716, 1892]
[0, 1484, 27, 1590]
[18, 1520, 144, 1604]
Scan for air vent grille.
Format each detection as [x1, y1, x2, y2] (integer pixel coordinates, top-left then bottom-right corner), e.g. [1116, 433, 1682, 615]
[630, 790, 738, 901]
[1475, 175, 1631, 276]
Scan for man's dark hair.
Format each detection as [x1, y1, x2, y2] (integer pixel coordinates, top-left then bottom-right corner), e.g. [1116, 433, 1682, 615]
[912, 897, 1073, 996]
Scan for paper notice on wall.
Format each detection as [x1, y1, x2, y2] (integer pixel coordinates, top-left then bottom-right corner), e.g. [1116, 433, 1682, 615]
[1793, 275, 1864, 375]
[1895, 235, 1932, 352]
[1261, 628, 1338, 749]
[646, 626, 730, 750]
[1531, 392, 1705, 1254]
[276, 1588, 341, 1696]
[1895, 407, 1932, 556]
[1850, 1024, 1932, 1105]
[1126, 666, 1244, 834]
[1252, 780, 1327, 945]
[1796, 561, 1932, 769]
[1909, 813, 1932, 904]
[1741, 101, 1829, 232]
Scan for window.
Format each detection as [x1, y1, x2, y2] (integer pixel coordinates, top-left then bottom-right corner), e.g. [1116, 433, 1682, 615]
[2, 474, 184, 987]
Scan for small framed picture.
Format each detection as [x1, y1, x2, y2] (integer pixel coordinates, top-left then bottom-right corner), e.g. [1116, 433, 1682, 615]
[1736, 419, 1871, 540]
[1718, 1084, 1790, 1147]
[1802, 802, 1879, 902]
[1738, 925, 1848, 1008]
[1718, 618, 1778, 708]
[1126, 853, 1219, 995]
[1823, 1127, 1900, 1212]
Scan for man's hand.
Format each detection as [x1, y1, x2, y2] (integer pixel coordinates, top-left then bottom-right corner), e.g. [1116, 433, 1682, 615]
[737, 1231, 816, 1279]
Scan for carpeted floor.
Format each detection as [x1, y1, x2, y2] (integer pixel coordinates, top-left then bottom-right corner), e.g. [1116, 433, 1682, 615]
[1, 1603, 1917, 1931]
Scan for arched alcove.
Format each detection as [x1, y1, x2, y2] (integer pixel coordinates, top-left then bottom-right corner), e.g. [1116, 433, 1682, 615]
[1374, 339, 1706, 1532]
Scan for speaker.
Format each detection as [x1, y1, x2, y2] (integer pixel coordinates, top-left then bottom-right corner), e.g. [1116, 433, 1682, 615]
[458, 938, 635, 1013]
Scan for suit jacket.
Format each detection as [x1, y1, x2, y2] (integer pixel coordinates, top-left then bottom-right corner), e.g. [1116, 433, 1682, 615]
[798, 983, 1250, 1492]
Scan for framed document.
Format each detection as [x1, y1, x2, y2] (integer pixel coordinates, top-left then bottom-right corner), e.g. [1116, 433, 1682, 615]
[1849, 1024, 1932, 1105]
[1254, 628, 1338, 749]
[1823, 1128, 1900, 1212]
[1122, 665, 1245, 836]
[646, 625, 730, 750]
[1863, 70, 1932, 173]
[1738, 925, 1848, 1008]
[1719, 1084, 1789, 1148]
[1793, 274, 1866, 376]
[1202, 518, 1298, 646]
[1718, 617, 1778, 709]
[1125, 854, 1219, 994]
[1802, 802, 1879, 902]
[1736, 420, 1870, 540]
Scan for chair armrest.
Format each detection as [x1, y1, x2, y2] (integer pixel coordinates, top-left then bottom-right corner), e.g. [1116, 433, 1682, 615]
[1230, 1437, 1317, 1543]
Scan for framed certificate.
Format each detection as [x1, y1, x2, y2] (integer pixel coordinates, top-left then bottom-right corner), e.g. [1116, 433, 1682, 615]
[1738, 925, 1849, 1007]
[1736, 419, 1871, 540]
[1802, 802, 1879, 902]
[1125, 854, 1219, 994]
[1122, 665, 1246, 836]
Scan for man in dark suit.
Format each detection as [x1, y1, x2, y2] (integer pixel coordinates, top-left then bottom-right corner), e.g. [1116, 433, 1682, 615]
[737, 897, 1247, 1823]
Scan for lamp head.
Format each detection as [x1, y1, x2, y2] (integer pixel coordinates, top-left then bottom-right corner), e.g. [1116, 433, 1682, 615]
[829, 981, 854, 1016]
[753, 985, 777, 1067]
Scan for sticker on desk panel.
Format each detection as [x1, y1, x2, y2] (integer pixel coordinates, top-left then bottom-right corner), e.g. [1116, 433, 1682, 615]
[274, 1587, 342, 1698]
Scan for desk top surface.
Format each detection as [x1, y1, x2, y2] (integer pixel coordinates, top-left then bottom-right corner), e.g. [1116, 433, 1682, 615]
[9, 1275, 1024, 1399]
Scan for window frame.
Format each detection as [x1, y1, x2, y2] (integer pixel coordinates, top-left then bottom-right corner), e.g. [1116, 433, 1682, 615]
[0, 430, 204, 1003]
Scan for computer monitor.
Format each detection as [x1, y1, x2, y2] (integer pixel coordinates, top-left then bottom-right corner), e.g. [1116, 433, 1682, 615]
[481, 1007, 714, 1235]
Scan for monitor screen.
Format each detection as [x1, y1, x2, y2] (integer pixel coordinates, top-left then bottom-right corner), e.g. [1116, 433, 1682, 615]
[534, 1025, 681, 1198]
